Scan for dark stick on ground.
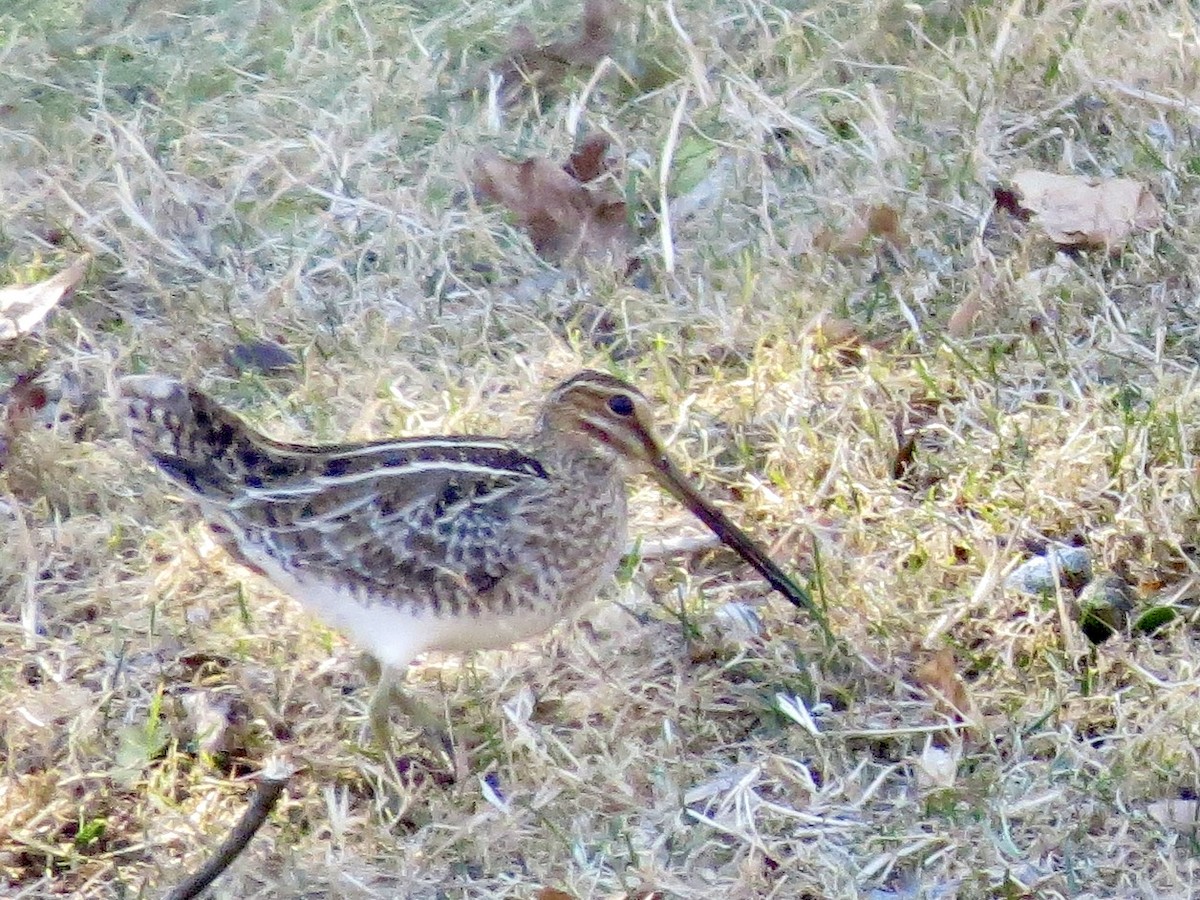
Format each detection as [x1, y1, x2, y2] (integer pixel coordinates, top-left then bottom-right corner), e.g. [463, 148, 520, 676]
[164, 759, 293, 900]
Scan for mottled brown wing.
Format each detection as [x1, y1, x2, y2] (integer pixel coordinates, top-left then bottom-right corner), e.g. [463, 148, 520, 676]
[229, 460, 545, 602]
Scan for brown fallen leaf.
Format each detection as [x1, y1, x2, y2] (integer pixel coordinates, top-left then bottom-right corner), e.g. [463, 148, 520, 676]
[0, 369, 49, 474]
[813, 203, 908, 257]
[946, 293, 984, 338]
[473, 147, 631, 263]
[865, 204, 907, 247]
[808, 315, 867, 367]
[806, 314, 897, 367]
[534, 888, 577, 900]
[915, 648, 977, 724]
[1008, 170, 1162, 250]
[992, 185, 1032, 220]
[0, 255, 90, 340]
[892, 396, 944, 485]
[564, 132, 613, 183]
[477, 0, 623, 105]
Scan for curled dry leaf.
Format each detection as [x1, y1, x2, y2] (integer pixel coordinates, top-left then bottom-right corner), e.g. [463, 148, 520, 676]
[480, 0, 623, 104]
[0, 255, 90, 340]
[473, 144, 631, 264]
[915, 648, 976, 724]
[534, 888, 578, 900]
[1008, 170, 1162, 250]
[813, 203, 908, 258]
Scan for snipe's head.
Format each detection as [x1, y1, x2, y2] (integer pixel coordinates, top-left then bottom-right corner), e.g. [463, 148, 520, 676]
[539, 370, 668, 470]
[541, 370, 826, 629]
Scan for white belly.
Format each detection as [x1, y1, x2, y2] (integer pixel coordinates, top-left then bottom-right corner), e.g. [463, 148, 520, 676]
[246, 549, 569, 670]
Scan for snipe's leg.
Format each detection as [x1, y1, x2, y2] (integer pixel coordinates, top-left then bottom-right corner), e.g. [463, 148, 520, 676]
[360, 656, 458, 775]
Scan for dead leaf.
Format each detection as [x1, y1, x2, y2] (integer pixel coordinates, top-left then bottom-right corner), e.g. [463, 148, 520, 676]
[992, 185, 1031, 220]
[1008, 170, 1162, 250]
[806, 315, 898, 366]
[564, 132, 613, 183]
[0, 369, 49, 474]
[534, 889, 577, 900]
[866, 204, 907, 247]
[0, 255, 90, 340]
[809, 316, 866, 367]
[478, 0, 623, 104]
[473, 149, 631, 263]
[813, 204, 908, 257]
[915, 648, 976, 723]
[946, 293, 984, 338]
[890, 394, 965, 491]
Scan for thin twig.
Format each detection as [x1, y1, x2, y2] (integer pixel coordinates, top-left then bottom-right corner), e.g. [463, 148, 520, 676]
[1098, 79, 1200, 120]
[664, 0, 714, 105]
[164, 759, 294, 900]
[658, 87, 690, 274]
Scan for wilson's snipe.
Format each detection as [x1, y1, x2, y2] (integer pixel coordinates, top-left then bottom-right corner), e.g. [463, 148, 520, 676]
[121, 370, 826, 757]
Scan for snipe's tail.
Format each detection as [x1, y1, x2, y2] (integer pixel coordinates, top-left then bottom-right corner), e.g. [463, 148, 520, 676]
[119, 375, 294, 503]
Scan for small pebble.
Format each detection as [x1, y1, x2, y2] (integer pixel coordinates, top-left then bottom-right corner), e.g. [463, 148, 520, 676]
[1004, 545, 1092, 596]
[712, 601, 764, 641]
[1077, 573, 1135, 643]
[226, 339, 299, 374]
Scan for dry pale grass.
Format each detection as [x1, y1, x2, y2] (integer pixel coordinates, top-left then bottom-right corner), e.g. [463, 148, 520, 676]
[3, 0, 1200, 897]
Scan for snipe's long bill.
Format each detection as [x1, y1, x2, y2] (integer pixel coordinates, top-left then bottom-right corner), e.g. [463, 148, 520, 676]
[120, 369, 829, 680]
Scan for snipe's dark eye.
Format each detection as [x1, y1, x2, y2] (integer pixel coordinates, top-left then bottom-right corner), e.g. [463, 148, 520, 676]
[607, 394, 635, 417]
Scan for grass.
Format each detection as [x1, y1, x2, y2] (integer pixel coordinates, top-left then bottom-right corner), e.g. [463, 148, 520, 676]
[3, 0, 1200, 896]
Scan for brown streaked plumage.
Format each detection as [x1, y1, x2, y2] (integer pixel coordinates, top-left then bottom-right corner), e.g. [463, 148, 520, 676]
[120, 370, 827, 752]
